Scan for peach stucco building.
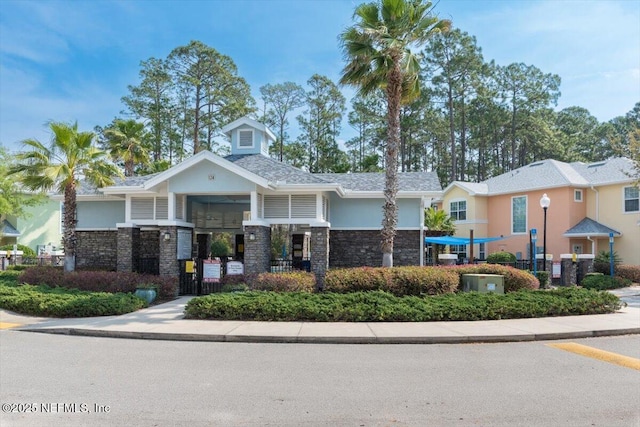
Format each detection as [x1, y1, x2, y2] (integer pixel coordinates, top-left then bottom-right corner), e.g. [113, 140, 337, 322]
[441, 158, 640, 265]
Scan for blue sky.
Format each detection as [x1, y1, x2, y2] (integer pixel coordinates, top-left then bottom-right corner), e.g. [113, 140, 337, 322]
[1, 0, 639, 153]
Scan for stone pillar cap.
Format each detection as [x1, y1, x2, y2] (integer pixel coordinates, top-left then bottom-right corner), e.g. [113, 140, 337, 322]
[577, 254, 595, 259]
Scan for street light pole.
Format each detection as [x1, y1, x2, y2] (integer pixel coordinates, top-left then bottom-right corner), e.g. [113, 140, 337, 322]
[531, 228, 537, 278]
[609, 232, 614, 277]
[539, 194, 551, 273]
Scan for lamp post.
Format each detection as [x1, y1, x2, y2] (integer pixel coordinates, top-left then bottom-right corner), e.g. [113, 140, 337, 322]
[539, 194, 551, 272]
[609, 232, 614, 277]
[531, 228, 537, 278]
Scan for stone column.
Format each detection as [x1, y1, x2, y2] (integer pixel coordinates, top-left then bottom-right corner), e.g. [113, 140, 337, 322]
[310, 226, 330, 290]
[560, 254, 578, 286]
[244, 225, 271, 275]
[577, 254, 595, 285]
[159, 227, 179, 277]
[117, 226, 140, 272]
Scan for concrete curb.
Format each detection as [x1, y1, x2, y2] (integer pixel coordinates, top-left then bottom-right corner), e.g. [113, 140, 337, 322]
[18, 325, 640, 345]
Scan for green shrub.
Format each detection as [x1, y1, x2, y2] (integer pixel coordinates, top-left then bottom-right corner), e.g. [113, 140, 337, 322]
[486, 251, 516, 264]
[249, 271, 316, 292]
[18, 266, 177, 299]
[593, 250, 622, 274]
[535, 271, 550, 289]
[616, 265, 640, 283]
[448, 264, 539, 292]
[184, 288, 621, 322]
[6, 264, 32, 272]
[0, 283, 145, 317]
[0, 244, 37, 257]
[324, 266, 459, 296]
[221, 283, 249, 293]
[581, 275, 631, 290]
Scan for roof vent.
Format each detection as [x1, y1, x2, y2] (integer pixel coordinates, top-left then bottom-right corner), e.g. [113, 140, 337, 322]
[529, 162, 544, 167]
[588, 162, 606, 168]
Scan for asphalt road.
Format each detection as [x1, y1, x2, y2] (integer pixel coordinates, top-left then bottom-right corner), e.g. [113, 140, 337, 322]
[1, 331, 638, 427]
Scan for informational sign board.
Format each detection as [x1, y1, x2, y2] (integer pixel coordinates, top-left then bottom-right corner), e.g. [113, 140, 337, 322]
[202, 259, 221, 283]
[177, 230, 192, 260]
[552, 261, 561, 279]
[226, 261, 244, 275]
[185, 260, 194, 273]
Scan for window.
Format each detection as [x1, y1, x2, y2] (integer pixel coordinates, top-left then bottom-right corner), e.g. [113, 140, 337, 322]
[478, 243, 486, 260]
[449, 200, 466, 221]
[512, 196, 527, 234]
[449, 244, 467, 261]
[574, 189, 582, 202]
[624, 186, 639, 213]
[238, 130, 253, 148]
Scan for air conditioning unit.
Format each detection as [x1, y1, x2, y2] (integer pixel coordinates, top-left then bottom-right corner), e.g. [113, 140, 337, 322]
[462, 274, 504, 294]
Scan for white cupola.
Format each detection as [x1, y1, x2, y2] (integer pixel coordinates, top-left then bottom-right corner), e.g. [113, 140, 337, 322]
[221, 116, 275, 156]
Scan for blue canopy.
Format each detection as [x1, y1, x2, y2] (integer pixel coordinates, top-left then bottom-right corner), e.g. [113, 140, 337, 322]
[424, 236, 506, 245]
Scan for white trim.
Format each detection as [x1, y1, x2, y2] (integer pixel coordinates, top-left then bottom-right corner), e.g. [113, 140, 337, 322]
[237, 129, 255, 149]
[453, 219, 489, 225]
[341, 190, 441, 198]
[221, 116, 277, 142]
[574, 189, 583, 202]
[102, 151, 274, 195]
[448, 198, 467, 221]
[623, 185, 639, 213]
[116, 220, 194, 228]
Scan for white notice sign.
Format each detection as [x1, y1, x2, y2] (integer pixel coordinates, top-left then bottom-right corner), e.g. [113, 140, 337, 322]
[226, 261, 244, 275]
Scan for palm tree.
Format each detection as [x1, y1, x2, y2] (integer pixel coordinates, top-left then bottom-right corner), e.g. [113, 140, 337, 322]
[424, 207, 455, 264]
[340, 0, 450, 267]
[103, 119, 150, 177]
[9, 122, 122, 272]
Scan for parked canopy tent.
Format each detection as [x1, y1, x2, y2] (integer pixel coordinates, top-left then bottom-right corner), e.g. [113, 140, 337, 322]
[424, 236, 506, 245]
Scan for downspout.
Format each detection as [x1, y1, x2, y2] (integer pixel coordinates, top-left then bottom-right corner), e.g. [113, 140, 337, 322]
[589, 185, 599, 255]
[590, 185, 599, 221]
[420, 197, 426, 266]
[586, 235, 595, 256]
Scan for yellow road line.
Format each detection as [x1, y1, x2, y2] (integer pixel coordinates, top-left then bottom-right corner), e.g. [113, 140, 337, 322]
[548, 342, 640, 371]
[0, 322, 22, 329]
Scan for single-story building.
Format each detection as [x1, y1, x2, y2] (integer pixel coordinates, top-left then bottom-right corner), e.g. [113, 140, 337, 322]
[67, 117, 442, 287]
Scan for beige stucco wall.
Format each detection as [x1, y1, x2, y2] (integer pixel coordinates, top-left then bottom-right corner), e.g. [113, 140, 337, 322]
[442, 186, 489, 259]
[592, 183, 640, 265]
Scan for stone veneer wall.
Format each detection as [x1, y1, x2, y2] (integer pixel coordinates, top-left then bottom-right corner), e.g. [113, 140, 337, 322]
[117, 227, 140, 272]
[310, 227, 329, 289]
[76, 231, 117, 270]
[244, 225, 271, 275]
[140, 230, 160, 259]
[329, 230, 421, 268]
[159, 227, 180, 277]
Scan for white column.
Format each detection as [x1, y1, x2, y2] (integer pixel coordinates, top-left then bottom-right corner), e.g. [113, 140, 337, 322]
[167, 192, 176, 221]
[250, 191, 258, 220]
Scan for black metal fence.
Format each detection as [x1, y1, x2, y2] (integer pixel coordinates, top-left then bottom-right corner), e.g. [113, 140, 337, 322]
[270, 258, 311, 273]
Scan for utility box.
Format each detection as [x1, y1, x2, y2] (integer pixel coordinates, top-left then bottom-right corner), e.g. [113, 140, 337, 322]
[462, 274, 504, 294]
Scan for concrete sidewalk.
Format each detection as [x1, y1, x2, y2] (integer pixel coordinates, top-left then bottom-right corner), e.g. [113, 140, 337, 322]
[2, 294, 639, 344]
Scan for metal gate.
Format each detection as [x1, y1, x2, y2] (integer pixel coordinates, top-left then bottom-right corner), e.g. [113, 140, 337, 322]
[178, 259, 225, 295]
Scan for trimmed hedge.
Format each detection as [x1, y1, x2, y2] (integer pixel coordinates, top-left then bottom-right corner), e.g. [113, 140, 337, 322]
[616, 265, 640, 283]
[324, 266, 459, 296]
[486, 251, 516, 264]
[0, 283, 146, 317]
[185, 288, 622, 322]
[249, 271, 316, 292]
[447, 264, 539, 292]
[18, 266, 177, 299]
[581, 275, 632, 290]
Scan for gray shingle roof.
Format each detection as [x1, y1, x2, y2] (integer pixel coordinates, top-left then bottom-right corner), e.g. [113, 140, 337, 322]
[564, 217, 620, 236]
[482, 159, 589, 194]
[316, 172, 441, 192]
[570, 158, 635, 185]
[224, 154, 331, 185]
